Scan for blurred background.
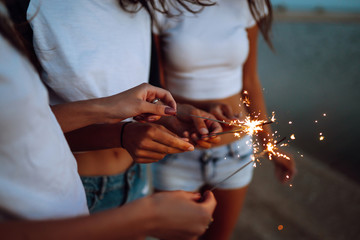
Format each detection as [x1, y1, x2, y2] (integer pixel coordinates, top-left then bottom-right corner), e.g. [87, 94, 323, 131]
[231, 1, 360, 239]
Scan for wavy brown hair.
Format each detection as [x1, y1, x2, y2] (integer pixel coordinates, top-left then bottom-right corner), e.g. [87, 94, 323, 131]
[119, 0, 273, 48]
[117, 0, 214, 16]
[0, 2, 38, 70]
[247, 0, 273, 48]
[1, 0, 41, 72]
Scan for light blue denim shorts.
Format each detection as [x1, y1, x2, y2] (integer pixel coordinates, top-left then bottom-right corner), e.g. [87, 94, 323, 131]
[81, 163, 149, 213]
[152, 135, 254, 191]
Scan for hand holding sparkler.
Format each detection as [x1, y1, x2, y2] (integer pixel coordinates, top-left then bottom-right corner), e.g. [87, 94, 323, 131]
[256, 135, 296, 183]
[136, 97, 222, 148]
[121, 121, 194, 164]
[175, 104, 222, 148]
[269, 147, 296, 183]
[112, 83, 177, 123]
[148, 190, 216, 239]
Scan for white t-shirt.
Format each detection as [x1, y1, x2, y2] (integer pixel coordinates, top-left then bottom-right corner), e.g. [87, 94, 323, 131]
[0, 32, 88, 219]
[28, 0, 151, 104]
[154, 0, 261, 100]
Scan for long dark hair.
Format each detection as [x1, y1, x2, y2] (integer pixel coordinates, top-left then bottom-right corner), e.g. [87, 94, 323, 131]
[247, 0, 273, 48]
[119, 0, 273, 48]
[1, 0, 42, 72]
[118, 0, 215, 19]
[0, 4, 37, 68]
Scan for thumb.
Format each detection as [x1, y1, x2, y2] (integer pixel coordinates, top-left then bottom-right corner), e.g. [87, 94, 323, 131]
[141, 101, 176, 116]
[199, 191, 217, 209]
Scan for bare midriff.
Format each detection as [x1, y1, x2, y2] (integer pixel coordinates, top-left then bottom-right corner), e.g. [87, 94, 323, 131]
[75, 148, 133, 176]
[173, 92, 249, 148]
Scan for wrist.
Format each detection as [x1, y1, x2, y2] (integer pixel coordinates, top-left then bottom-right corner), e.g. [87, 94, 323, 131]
[120, 122, 132, 149]
[138, 196, 159, 236]
[96, 96, 125, 124]
[80, 98, 113, 124]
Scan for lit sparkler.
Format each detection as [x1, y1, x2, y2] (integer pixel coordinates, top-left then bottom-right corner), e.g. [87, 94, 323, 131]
[210, 136, 290, 191]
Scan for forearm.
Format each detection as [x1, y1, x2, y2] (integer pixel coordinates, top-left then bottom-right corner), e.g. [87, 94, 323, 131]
[65, 122, 123, 152]
[1, 199, 153, 240]
[243, 25, 273, 141]
[52, 98, 112, 133]
[243, 75, 273, 140]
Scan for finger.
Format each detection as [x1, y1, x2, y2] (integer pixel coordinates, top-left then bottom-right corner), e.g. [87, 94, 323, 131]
[206, 120, 222, 134]
[205, 136, 221, 144]
[142, 114, 162, 122]
[138, 142, 193, 156]
[132, 148, 167, 160]
[211, 107, 230, 122]
[181, 191, 202, 201]
[191, 110, 210, 136]
[134, 113, 161, 122]
[134, 157, 165, 164]
[147, 85, 177, 110]
[199, 191, 217, 210]
[221, 104, 234, 119]
[140, 101, 177, 116]
[141, 131, 195, 152]
[193, 139, 212, 149]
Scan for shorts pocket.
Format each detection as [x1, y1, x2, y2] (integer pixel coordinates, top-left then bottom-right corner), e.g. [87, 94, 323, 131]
[84, 191, 100, 212]
[81, 177, 101, 212]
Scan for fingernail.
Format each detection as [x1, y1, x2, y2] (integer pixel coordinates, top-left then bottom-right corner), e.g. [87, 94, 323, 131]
[148, 116, 158, 121]
[199, 128, 209, 135]
[187, 145, 194, 151]
[165, 107, 176, 115]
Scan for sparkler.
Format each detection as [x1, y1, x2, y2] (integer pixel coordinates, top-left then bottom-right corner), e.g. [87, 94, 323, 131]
[209, 136, 288, 191]
[156, 98, 296, 191]
[209, 158, 254, 191]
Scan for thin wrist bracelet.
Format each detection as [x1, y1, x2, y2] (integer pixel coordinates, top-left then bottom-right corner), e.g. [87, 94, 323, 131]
[120, 122, 132, 148]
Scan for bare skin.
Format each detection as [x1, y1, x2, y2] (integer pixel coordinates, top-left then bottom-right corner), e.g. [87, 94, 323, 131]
[65, 104, 221, 176]
[200, 187, 248, 240]
[155, 25, 296, 240]
[51, 83, 193, 176]
[0, 191, 217, 240]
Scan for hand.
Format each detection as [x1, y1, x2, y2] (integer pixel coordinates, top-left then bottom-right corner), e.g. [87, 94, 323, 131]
[271, 150, 297, 183]
[100, 83, 177, 123]
[148, 191, 216, 240]
[208, 102, 237, 123]
[173, 104, 222, 148]
[121, 121, 194, 163]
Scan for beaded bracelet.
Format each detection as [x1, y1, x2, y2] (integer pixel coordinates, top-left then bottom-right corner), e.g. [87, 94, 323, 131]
[120, 122, 132, 148]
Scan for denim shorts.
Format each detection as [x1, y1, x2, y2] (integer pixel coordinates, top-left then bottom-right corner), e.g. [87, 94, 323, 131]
[152, 135, 254, 191]
[80, 163, 148, 213]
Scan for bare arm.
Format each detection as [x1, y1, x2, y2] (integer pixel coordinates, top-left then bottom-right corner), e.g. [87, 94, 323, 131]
[52, 83, 177, 133]
[242, 25, 271, 138]
[1, 191, 216, 240]
[243, 25, 296, 182]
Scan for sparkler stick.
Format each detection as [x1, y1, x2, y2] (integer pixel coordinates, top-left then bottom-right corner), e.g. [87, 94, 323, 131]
[177, 113, 235, 126]
[209, 137, 287, 191]
[206, 129, 242, 137]
[207, 121, 274, 137]
[209, 159, 254, 191]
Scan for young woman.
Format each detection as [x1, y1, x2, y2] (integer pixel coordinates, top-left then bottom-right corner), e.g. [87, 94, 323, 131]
[27, 0, 220, 213]
[152, 0, 296, 239]
[0, 2, 216, 238]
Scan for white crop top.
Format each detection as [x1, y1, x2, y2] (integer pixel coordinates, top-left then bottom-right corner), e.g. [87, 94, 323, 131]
[28, 0, 151, 104]
[154, 0, 262, 100]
